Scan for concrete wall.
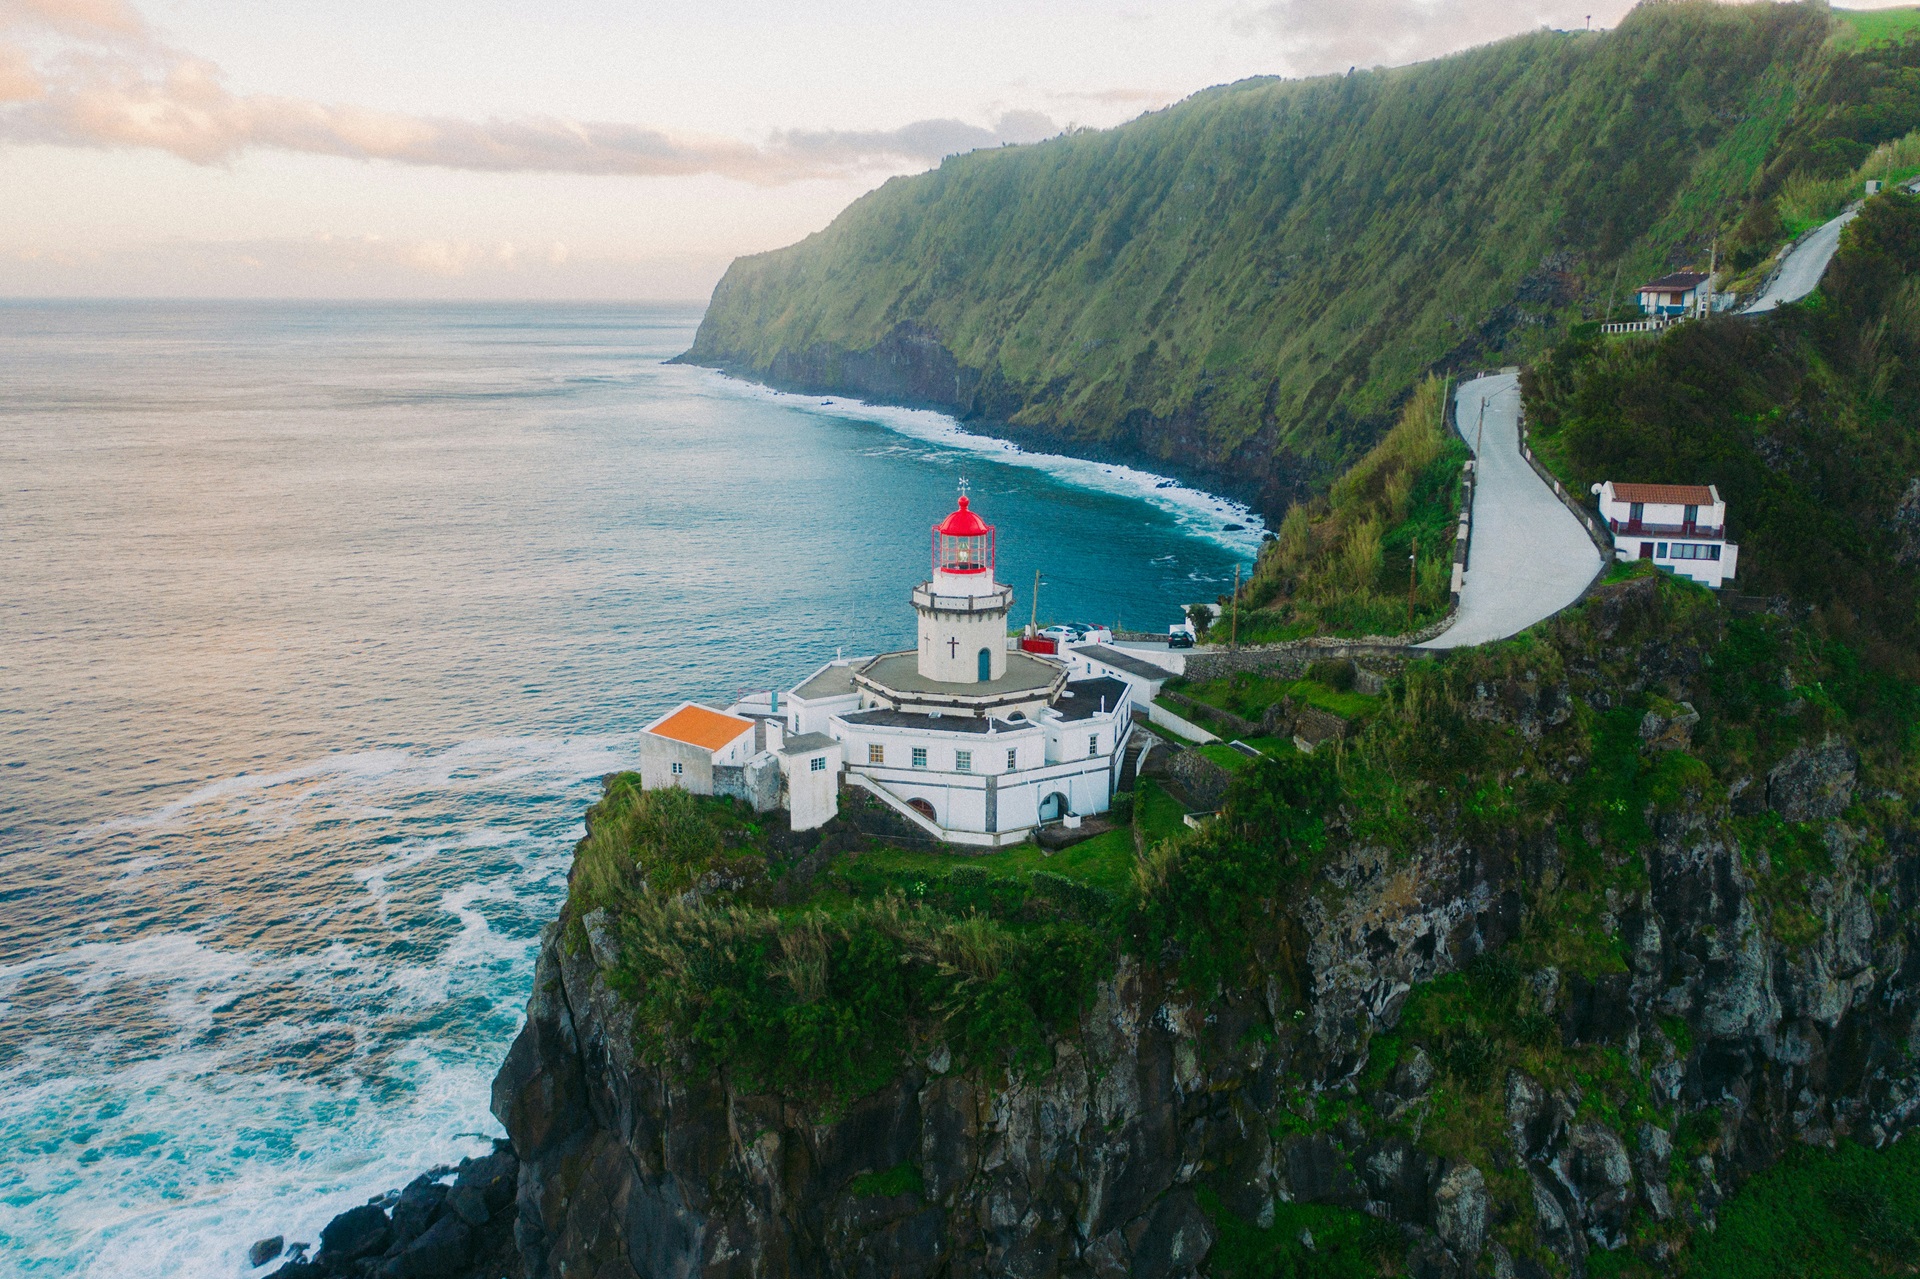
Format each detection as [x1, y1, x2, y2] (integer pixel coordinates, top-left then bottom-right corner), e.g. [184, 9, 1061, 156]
[713, 755, 781, 813]
[638, 734, 713, 795]
[782, 743, 843, 832]
[917, 602, 1011, 683]
[838, 720, 1043, 775]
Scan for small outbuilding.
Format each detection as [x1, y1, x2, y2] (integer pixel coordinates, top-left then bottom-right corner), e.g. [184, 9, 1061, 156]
[779, 733, 843, 832]
[639, 702, 760, 796]
[1636, 271, 1710, 318]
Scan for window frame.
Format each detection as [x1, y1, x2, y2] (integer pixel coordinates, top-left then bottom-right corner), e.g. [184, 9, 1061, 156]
[810, 756, 827, 773]
[955, 749, 972, 773]
[868, 743, 884, 765]
[912, 746, 928, 769]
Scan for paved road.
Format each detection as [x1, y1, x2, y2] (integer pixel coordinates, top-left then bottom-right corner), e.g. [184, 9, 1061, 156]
[1739, 207, 1857, 315]
[1418, 373, 1602, 651]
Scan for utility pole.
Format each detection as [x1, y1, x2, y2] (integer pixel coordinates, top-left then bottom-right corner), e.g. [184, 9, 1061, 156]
[1231, 562, 1240, 650]
[1605, 260, 1622, 323]
[1407, 536, 1418, 627]
[1030, 569, 1042, 634]
[1475, 398, 1487, 458]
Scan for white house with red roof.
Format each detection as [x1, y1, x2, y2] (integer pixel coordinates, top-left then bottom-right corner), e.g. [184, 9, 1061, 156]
[1597, 481, 1740, 588]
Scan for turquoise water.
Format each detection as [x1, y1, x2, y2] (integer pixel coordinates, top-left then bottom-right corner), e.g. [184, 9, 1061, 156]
[0, 301, 1260, 1275]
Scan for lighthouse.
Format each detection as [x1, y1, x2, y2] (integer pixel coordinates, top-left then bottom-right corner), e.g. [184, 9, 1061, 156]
[913, 487, 1014, 684]
[690, 483, 1135, 845]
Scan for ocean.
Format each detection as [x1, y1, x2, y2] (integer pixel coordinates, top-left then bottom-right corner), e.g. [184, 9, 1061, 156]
[0, 301, 1262, 1276]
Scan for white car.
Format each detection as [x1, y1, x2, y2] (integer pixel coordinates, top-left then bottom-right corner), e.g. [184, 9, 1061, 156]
[1038, 623, 1113, 648]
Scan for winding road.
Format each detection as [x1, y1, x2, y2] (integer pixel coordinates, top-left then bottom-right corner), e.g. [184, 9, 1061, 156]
[1739, 206, 1858, 315]
[1417, 373, 1603, 650]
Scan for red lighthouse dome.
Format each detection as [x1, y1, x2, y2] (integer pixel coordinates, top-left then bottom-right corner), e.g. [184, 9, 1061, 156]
[932, 493, 994, 576]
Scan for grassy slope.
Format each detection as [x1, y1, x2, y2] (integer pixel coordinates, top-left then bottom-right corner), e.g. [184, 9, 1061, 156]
[1524, 190, 1920, 668]
[1233, 375, 1466, 639]
[1835, 5, 1920, 46]
[688, 3, 1832, 511]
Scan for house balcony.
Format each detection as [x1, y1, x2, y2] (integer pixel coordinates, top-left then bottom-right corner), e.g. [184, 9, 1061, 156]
[1608, 518, 1725, 540]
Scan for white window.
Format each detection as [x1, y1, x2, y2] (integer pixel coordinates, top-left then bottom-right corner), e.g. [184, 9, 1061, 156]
[810, 756, 826, 773]
[868, 743, 884, 765]
[1088, 733, 1100, 756]
[670, 761, 683, 776]
[956, 750, 972, 772]
[1006, 747, 1018, 771]
[912, 747, 927, 768]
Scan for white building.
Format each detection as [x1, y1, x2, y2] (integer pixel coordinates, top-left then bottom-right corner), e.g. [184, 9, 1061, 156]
[639, 702, 781, 811]
[791, 489, 1130, 846]
[778, 733, 842, 832]
[659, 490, 1131, 843]
[1597, 481, 1740, 589]
[1636, 272, 1710, 318]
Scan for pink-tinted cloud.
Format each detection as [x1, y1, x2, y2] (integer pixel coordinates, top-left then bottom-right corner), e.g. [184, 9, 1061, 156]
[0, 0, 148, 40]
[0, 3, 1057, 182]
[1238, 0, 1632, 73]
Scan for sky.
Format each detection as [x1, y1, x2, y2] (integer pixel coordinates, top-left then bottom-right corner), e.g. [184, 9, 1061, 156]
[0, 0, 1909, 300]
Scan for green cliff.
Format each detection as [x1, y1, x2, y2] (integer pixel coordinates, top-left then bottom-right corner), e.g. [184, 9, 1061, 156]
[685, 2, 1879, 513]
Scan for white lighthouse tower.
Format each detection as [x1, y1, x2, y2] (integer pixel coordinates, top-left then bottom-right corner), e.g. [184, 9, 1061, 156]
[914, 485, 1014, 684]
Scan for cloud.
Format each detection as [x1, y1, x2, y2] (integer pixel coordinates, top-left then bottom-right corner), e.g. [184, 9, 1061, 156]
[1, 232, 731, 299]
[0, 3, 1059, 183]
[0, 0, 149, 40]
[1235, 0, 1631, 73]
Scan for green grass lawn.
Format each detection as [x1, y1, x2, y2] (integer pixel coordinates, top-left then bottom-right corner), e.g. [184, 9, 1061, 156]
[1199, 743, 1254, 772]
[1835, 6, 1920, 45]
[849, 830, 1136, 898]
[1135, 778, 1192, 842]
[1176, 674, 1383, 725]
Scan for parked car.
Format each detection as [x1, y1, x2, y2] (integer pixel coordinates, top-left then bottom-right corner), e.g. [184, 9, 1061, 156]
[1167, 627, 1194, 649]
[1038, 623, 1113, 649]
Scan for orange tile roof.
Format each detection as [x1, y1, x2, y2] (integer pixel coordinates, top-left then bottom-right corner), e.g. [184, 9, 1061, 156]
[1611, 482, 1714, 505]
[648, 704, 753, 752]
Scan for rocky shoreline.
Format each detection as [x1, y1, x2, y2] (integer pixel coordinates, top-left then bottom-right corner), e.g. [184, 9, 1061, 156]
[254, 1143, 522, 1279]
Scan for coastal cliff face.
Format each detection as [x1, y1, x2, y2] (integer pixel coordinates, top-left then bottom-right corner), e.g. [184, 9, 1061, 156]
[490, 581, 1920, 1279]
[677, 4, 1849, 517]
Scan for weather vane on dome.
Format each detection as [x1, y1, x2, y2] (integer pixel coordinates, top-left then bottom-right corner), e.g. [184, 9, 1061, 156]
[957, 476, 970, 501]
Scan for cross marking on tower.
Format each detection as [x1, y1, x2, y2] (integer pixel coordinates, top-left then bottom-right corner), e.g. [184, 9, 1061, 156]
[948, 637, 959, 658]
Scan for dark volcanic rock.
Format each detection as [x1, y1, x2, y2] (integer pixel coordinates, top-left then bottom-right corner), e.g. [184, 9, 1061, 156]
[249, 1236, 285, 1268]
[1766, 736, 1858, 821]
[385, 1216, 473, 1278]
[391, 1177, 447, 1246]
[317, 1204, 390, 1266]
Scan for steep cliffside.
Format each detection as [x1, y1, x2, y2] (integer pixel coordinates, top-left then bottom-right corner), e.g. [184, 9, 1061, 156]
[678, 3, 1881, 515]
[490, 575, 1920, 1278]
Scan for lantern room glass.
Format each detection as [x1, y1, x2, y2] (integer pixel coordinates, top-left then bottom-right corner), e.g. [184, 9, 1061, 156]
[934, 527, 993, 574]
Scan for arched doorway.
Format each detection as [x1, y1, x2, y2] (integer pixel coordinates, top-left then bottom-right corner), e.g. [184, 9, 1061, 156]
[908, 797, 937, 822]
[1039, 791, 1070, 822]
[977, 647, 992, 682]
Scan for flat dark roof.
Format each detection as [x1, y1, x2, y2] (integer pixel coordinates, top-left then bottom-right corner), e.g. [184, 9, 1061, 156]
[1051, 677, 1131, 722]
[1079, 644, 1172, 681]
[839, 709, 1025, 735]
